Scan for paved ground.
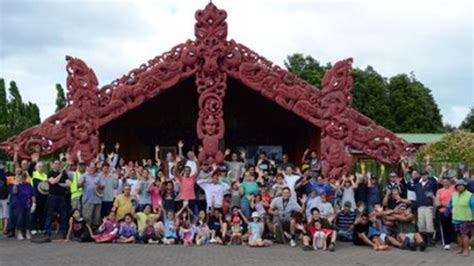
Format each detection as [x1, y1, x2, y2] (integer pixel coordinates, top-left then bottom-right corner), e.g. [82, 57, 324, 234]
[0, 236, 472, 266]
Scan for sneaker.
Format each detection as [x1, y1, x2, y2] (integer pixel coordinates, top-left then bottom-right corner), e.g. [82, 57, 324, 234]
[328, 242, 336, 252]
[290, 239, 296, 247]
[17, 233, 24, 240]
[31, 230, 37, 235]
[409, 241, 417, 251]
[25, 231, 32, 240]
[401, 238, 410, 250]
[7, 231, 14, 238]
[209, 238, 218, 244]
[303, 245, 313, 251]
[419, 242, 426, 252]
[444, 244, 450, 250]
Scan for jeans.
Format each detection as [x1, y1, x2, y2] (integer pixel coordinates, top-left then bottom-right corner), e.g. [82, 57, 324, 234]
[15, 207, 32, 231]
[44, 194, 68, 237]
[8, 201, 16, 231]
[240, 197, 251, 218]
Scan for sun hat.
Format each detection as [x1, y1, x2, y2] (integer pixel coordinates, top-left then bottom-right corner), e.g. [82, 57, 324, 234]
[37, 181, 49, 195]
[251, 212, 260, 219]
[455, 179, 468, 188]
[95, 187, 104, 197]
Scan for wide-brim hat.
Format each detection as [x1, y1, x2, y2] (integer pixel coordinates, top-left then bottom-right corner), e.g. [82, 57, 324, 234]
[95, 187, 104, 197]
[447, 170, 457, 178]
[455, 179, 468, 188]
[37, 181, 49, 195]
[251, 212, 260, 219]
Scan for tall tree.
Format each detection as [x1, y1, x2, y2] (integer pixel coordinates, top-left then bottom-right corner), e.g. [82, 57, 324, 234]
[0, 79, 7, 124]
[387, 74, 443, 133]
[459, 107, 474, 132]
[284, 53, 445, 133]
[0, 80, 41, 160]
[352, 66, 395, 130]
[55, 83, 66, 112]
[284, 54, 329, 88]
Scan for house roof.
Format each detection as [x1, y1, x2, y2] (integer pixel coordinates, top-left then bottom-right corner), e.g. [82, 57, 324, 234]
[396, 133, 444, 144]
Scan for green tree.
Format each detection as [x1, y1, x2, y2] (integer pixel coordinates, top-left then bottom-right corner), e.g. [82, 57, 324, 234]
[55, 83, 66, 112]
[352, 66, 395, 130]
[284, 54, 330, 88]
[459, 107, 474, 132]
[0, 79, 7, 124]
[387, 74, 443, 133]
[417, 130, 474, 165]
[0, 79, 41, 160]
[284, 53, 444, 133]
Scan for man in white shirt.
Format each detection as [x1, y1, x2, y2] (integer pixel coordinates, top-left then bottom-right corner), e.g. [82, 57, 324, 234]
[197, 170, 230, 211]
[283, 166, 302, 203]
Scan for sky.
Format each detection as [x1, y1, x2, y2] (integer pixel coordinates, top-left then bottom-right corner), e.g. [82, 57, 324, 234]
[0, 0, 472, 128]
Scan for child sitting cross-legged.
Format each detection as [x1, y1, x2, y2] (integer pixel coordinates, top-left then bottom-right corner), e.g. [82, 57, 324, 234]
[248, 212, 272, 247]
[116, 213, 138, 243]
[93, 212, 119, 243]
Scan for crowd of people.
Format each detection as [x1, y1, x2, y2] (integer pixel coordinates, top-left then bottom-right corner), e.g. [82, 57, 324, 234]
[0, 142, 473, 256]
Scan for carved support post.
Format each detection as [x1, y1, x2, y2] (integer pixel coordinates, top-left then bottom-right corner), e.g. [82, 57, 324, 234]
[196, 70, 226, 164]
[321, 132, 352, 178]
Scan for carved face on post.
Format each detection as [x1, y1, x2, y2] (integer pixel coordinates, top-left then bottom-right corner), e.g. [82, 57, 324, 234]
[204, 115, 217, 135]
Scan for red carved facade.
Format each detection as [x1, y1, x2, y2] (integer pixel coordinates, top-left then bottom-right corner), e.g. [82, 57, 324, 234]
[0, 3, 413, 176]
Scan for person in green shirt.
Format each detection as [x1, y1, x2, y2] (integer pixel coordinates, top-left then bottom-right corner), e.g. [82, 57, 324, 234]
[240, 172, 259, 218]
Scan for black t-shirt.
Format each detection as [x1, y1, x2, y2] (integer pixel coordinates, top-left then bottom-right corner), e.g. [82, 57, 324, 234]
[258, 160, 271, 172]
[48, 170, 68, 196]
[72, 218, 86, 238]
[353, 221, 371, 236]
[208, 216, 221, 232]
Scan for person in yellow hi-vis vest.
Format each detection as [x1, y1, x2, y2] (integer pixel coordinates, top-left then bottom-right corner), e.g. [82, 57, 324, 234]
[447, 179, 474, 257]
[71, 162, 87, 211]
[31, 161, 48, 234]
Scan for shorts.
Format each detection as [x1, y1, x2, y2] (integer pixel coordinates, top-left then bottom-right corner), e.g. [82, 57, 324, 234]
[404, 233, 415, 242]
[454, 222, 472, 236]
[0, 200, 8, 219]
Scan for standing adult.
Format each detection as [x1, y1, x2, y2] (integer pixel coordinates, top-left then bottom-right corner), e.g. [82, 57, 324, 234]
[301, 149, 322, 178]
[79, 163, 104, 228]
[100, 162, 118, 218]
[435, 177, 455, 250]
[448, 179, 474, 257]
[30, 155, 48, 234]
[70, 161, 86, 211]
[197, 170, 230, 212]
[413, 171, 437, 245]
[42, 160, 71, 241]
[224, 149, 246, 180]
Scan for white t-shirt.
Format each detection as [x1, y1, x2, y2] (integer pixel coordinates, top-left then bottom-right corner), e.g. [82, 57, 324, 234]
[185, 160, 198, 176]
[197, 180, 230, 210]
[127, 178, 140, 196]
[284, 174, 301, 202]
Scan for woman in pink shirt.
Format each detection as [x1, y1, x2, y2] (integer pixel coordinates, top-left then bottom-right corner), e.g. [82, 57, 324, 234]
[176, 166, 198, 215]
[435, 177, 455, 250]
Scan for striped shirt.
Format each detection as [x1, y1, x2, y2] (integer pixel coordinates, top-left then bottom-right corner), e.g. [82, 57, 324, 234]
[335, 210, 356, 231]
